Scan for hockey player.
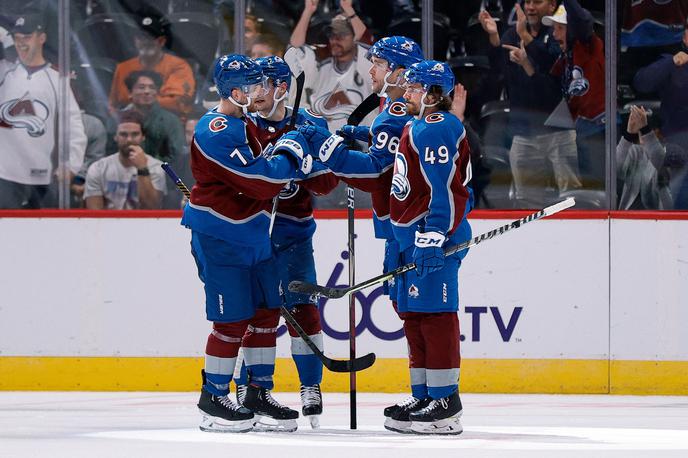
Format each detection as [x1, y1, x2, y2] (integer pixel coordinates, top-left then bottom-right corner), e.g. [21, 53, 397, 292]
[233, 55, 339, 428]
[298, 59, 472, 434]
[181, 54, 312, 433]
[388, 60, 473, 435]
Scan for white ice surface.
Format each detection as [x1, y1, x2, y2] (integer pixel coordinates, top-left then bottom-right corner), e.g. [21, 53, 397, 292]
[2, 392, 688, 458]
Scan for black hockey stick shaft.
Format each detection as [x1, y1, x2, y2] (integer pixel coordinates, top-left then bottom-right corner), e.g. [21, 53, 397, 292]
[161, 162, 375, 373]
[269, 71, 306, 236]
[343, 93, 380, 429]
[289, 197, 577, 299]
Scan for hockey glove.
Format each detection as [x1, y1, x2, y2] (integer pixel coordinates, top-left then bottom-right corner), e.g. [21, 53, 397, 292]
[412, 229, 446, 278]
[337, 124, 370, 143]
[273, 130, 313, 174]
[297, 124, 333, 153]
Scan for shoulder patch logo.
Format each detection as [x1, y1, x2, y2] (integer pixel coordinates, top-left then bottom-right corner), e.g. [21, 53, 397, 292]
[388, 101, 406, 117]
[425, 113, 445, 124]
[209, 116, 228, 132]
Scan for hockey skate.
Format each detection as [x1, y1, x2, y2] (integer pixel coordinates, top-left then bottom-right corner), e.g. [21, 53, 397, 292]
[300, 384, 323, 429]
[408, 391, 463, 435]
[383, 395, 432, 433]
[243, 384, 299, 432]
[198, 371, 254, 433]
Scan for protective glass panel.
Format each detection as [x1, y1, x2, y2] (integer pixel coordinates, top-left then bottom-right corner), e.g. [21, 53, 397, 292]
[617, 0, 688, 210]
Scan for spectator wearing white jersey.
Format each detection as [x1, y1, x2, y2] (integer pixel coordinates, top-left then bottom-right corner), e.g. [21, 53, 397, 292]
[286, 0, 375, 132]
[0, 14, 86, 208]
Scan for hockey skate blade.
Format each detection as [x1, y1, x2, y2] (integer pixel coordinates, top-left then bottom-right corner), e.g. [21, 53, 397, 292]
[252, 415, 298, 433]
[409, 415, 463, 435]
[199, 412, 254, 433]
[307, 414, 320, 429]
[383, 417, 412, 434]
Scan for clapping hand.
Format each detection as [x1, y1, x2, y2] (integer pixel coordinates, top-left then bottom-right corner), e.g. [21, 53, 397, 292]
[626, 105, 648, 135]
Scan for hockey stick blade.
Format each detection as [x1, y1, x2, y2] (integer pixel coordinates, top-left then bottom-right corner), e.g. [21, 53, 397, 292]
[289, 197, 576, 299]
[280, 306, 375, 372]
[347, 93, 381, 126]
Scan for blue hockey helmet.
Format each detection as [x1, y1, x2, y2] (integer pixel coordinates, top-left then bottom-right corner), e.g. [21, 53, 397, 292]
[403, 60, 455, 96]
[254, 56, 292, 90]
[367, 36, 424, 70]
[213, 54, 265, 99]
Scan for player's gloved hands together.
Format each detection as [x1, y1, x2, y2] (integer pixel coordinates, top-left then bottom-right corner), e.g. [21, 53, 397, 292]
[412, 229, 446, 278]
[273, 130, 313, 174]
[297, 124, 333, 153]
[337, 124, 370, 143]
[298, 124, 347, 163]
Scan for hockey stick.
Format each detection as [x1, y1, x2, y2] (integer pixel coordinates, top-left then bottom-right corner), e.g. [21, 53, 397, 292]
[268, 71, 306, 236]
[289, 197, 577, 299]
[343, 93, 380, 429]
[161, 162, 375, 373]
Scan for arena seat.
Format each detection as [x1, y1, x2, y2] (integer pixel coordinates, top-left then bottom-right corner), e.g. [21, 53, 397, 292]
[167, 12, 222, 76]
[74, 13, 140, 62]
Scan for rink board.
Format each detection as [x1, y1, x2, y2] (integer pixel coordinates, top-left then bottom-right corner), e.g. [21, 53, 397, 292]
[0, 214, 686, 394]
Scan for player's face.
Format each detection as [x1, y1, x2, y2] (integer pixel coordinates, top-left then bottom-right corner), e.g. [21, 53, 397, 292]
[553, 23, 567, 51]
[525, 0, 556, 26]
[130, 76, 158, 107]
[403, 83, 425, 116]
[115, 122, 144, 155]
[369, 57, 391, 93]
[329, 32, 355, 58]
[13, 31, 45, 65]
[252, 80, 279, 112]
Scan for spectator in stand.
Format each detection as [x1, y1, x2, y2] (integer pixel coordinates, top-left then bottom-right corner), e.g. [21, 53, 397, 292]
[122, 70, 184, 208]
[109, 10, 195, 118]
[122, 70, 184, 163]
[633, 18, 688, 154]
[250, 34, 285, 59]
[616, 105, 672, 210]
[544, 0, 605, 190]
[286, 0, 375, 132]
[479, 0, 580, 208]
[0, 14, 86, 209]
[84, 110, 166, 210]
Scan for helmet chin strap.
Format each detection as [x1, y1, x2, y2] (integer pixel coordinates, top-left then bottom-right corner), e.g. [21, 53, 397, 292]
[229, 94, 251, 110]
[377, 69, 403, 97]
[416, 91, 438, 119]
[259, 88, 288, 119]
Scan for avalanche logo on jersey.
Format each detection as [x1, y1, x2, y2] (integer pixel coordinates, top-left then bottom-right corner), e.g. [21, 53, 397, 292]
[408, 284, 419, 298]
[278, 180, 300, 199]
[391, 152, 410, 201]
[568, 66, 590, 97]
[208, 116, 228, 132]
[388, 101, 406, 117]
[0, 96, 49, 137]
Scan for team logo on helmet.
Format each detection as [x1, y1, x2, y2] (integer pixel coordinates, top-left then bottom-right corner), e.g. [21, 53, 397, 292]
[227, 60, 242, 70]
[209, 116, 228, 132]
[431, 63, 445, 72]
[401, 40, 414, 51]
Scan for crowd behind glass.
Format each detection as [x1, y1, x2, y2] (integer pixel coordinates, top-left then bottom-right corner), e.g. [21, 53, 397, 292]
[0, 0, 686, 210]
